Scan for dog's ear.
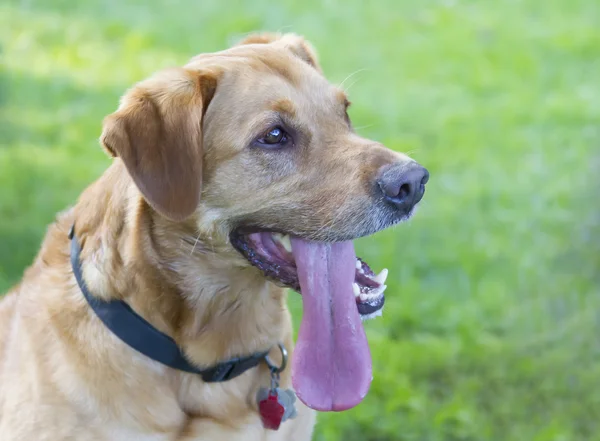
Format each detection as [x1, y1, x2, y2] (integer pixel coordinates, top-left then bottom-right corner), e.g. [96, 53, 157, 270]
[238, 32, 322, 73]
[100, 68, 217, 221]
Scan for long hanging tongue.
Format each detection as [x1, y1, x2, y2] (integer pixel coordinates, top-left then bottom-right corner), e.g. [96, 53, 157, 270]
[290, 239, 372, 411]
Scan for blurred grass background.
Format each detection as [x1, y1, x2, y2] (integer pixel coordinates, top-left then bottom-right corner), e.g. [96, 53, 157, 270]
[1, 0, 599, 440]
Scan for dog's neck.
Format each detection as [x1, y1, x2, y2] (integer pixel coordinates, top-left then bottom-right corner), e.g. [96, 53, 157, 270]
[71, 162, 288, 367]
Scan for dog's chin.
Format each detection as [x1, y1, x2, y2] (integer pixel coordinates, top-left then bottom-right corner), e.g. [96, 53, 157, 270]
[229, 229, 392, 320]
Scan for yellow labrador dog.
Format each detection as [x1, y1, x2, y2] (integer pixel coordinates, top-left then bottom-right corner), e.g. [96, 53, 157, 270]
[0, 33, 429, 440]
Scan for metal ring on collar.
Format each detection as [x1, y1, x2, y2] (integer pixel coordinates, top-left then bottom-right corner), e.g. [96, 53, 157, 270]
[264, 342, 287, 374]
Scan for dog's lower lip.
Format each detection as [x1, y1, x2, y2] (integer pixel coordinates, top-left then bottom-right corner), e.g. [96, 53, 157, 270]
[230, 229, 387, 317]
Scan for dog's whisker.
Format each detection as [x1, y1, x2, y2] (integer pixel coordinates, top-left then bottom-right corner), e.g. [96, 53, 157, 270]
[403, 148, 421, 157]
[353, 124, 377, 131]
[338, 68, 369, 90]
[190, 233, 202, 255]
[341, 78, 362, 93]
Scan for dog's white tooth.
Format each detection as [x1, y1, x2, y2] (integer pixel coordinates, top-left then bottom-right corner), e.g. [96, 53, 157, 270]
[353, 283, 360, 297]
[373, 268, 388, 285]
[365, 284, 387, 299]
[375, 284, 387, 296]
[279, 235, 292, 253]
[356, 260, 362, 270]
[359, 293, 368, 302]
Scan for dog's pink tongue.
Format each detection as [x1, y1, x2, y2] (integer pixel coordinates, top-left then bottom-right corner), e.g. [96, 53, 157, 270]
[290, 239, 372, 412]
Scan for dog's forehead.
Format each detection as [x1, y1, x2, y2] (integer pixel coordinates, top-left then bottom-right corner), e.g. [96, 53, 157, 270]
[187, 44, 342, 110]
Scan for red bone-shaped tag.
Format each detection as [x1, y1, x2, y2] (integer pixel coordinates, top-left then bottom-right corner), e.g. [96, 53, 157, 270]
[259, 391, 285, 430]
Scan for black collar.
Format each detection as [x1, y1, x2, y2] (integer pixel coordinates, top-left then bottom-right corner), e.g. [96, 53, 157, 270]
[69, 225, 271, 383]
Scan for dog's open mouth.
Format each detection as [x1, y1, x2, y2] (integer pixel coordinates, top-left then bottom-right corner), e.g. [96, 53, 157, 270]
[231, 230, 388, 412]
[230, 231, 387, 319]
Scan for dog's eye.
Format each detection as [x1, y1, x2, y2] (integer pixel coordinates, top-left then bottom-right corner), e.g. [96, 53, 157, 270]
[256, 126, 289, 147]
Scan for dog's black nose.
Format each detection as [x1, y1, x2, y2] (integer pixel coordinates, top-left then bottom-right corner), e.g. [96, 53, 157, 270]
[377, 163, 429, 211]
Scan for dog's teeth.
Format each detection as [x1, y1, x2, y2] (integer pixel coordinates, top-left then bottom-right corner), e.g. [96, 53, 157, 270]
[373, 268, 388, 285]
[353, 283, 360, 297]
[356, 260, 362, 270]
[373, 284, 387, 296]
[361, 285, 387, 301]
[279, 235, 292, 253]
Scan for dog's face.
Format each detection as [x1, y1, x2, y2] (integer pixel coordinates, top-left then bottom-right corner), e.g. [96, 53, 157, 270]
[101, 33, 429, 412]
[197, 43, 414, 243]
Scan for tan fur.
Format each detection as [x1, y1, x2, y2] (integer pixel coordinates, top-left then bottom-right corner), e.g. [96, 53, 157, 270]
[0, 33, 415, 440]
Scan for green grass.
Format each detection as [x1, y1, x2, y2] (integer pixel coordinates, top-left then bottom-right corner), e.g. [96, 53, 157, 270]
[1, 0, 599, 440]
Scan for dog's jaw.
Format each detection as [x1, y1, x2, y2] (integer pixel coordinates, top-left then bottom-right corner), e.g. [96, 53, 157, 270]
[229, 230, 387, 318]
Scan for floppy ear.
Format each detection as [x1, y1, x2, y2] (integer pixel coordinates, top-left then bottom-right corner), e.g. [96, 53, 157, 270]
[100, 68, 217, 221]
[238, 32, 322, 73]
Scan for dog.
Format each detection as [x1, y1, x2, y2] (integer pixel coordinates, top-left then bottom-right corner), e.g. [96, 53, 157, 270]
[0, 33, 428, 440]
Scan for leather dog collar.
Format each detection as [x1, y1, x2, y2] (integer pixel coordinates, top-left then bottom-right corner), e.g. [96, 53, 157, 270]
[69, 225, 275, 382]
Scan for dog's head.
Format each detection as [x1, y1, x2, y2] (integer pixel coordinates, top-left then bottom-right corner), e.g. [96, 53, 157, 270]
[100, 33, 429, 412]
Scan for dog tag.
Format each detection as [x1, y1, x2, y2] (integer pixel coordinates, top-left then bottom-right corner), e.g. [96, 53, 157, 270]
[259, 390, 285, 430]
[257, 387, 298, 425]
[278, 388, 298, 422]
[258, 343, 295, 430]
